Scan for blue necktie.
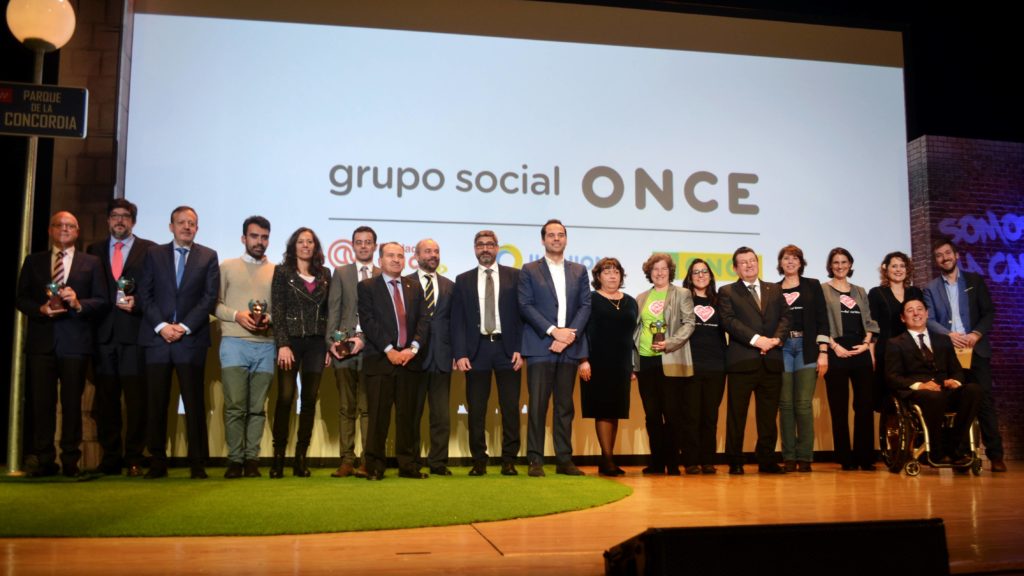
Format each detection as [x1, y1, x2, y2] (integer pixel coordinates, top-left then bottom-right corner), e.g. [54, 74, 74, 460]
[175, 247, 188, 287]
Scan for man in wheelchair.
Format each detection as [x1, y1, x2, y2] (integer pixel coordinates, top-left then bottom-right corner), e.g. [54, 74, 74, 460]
[886, 298, 980, 466]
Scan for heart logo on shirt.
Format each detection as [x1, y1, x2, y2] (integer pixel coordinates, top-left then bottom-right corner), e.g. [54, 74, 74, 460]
[694, 305, 715, 322]
[648, 300, 665, 315]
[784, 292, 800, 306]
[839, 294, 857, 309]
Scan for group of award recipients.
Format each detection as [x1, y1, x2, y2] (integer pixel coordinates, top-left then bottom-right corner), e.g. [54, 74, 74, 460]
[16, 201, 1008, 479]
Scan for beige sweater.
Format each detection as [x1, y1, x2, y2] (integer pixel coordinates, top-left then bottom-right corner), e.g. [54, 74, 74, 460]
[215, 257, 275, 342]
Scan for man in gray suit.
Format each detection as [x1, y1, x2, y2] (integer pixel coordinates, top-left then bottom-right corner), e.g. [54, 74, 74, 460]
[326, 226, 379, 477]
[407, 239, 455, 475]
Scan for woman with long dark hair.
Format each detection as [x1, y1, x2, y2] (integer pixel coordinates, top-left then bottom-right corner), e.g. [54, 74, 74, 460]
[269, 227, 331, 478]
[868, 251, 923, 410]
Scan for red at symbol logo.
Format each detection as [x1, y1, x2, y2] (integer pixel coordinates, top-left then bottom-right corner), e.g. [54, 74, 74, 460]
[328, 239, 355, 268]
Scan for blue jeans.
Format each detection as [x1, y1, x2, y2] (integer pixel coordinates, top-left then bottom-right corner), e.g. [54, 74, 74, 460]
[220, 337, 276, 463]
[780, 337, 816, 462]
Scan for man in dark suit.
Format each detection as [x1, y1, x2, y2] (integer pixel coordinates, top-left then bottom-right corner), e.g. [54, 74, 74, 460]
[452, 230, 524, 476]
[923, 238, 1005, 472]
[357, 241, 430, 480]
[518, 219, 590, 477]
[137, 205, 219, 479]
[407, 238, 455, 476]
[886, 297, 980, 465]
[15, 211, 107, 477]
[326, 225, 378, 478]
[718, 246, 790, 475]
[86, 199, 155, 477]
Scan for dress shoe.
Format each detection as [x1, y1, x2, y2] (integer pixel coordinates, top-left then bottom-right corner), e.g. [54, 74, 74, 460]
[62, 464, 81, 478]
[224, 463, 244, 479]
[951, 454, 973, 467]
[127, 464, 145, 478]
[430, 466, 453, 476]
[366, 469, 384, 481]
[666, 467, 681, 476]
[952, 466, 970, 476]
[641, 466, 665, 475]
[398, 469, 429, 479]
[468, 463, 488, 476]
[556, 463, 585, 476]
[598, 465, 618, 477]
[354, 463, 369, 478]
[758, 463, 786, 474]
[269, 453, 285, 479]
[190, 467, 208, 479]
[701, 464, 717, 474]
[859, 463, 877, 471]
[97, 463, 122, 476]
[244, 460, 261, 477]
[501, 462, 518, 476]
[684, 465, 701, 475]
[331, 462, 356, 478]
[783, 460, 797, 473]
[528, 463, 546, 477]
[144, 467, 168, 479]
[991, 459, 1008, 473]
[728, 464, 745, 475]
[797, 461, 812, 473]
[840, 463, 857, 471]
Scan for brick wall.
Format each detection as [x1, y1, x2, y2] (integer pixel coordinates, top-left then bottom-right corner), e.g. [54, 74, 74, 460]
[908, 135, 1024, 459]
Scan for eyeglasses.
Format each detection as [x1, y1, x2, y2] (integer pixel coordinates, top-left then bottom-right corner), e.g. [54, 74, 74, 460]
[109, 213, 132, 221]
[475, 242, 498, 249]
[51, 223, 78, 230]
[691, 269, 711, 276]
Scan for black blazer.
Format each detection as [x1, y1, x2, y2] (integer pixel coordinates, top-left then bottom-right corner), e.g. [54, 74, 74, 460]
[868, 285, 925, 343]
[357, 274, 430, 375]
[16, 249, 108, 356]
[885, 330, 964, 399]
[86, 235, 156, 345]
[718, 279, 790, 373]
[451, 265, 523, 361]
[778, 276, 829, 365]
[137, 242, 220, 349]
[405, 271, 454, 373]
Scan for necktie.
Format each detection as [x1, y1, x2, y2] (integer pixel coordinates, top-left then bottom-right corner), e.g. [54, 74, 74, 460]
[748, 283, 762, 311]
[391, 279, 408, 348]
[484, 269, 496, 334]
[361, 266, 370, 281]
[175, 247, 188, 287]
[424, 274, 436, 316]
[918, 333, 934, 363]
[112, 241, 124, 280]
[53, 251, 65, 284]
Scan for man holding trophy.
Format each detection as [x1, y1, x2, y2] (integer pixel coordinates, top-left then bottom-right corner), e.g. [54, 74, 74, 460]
[87, 199, 156, 476]
[214, 216, 276, 478]
[16, 211, 107, 477]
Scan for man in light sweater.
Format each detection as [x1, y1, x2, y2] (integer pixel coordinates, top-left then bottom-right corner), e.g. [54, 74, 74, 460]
[215, 216, 275, 478]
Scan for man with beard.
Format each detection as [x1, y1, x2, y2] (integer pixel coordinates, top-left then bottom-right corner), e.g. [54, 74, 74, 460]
[923, 238, 1006, 472]
[214, 216, 275, 478]
[326, 226, 379, 478]
[452, 230, 524, 476]
[407, 239, 455, 475]
[518, 219, 590, 477]
[87, 199, 155, 476]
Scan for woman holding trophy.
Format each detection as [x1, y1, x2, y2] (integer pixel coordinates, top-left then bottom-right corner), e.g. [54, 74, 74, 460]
[631, 253, 697, 475]
[269, 227, 332, 478]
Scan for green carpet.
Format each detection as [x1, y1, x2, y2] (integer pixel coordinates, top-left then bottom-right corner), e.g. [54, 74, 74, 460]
[0, 466, 631, 537]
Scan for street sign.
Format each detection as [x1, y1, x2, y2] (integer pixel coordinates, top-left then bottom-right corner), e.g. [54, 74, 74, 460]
[0, 81, 88, 138]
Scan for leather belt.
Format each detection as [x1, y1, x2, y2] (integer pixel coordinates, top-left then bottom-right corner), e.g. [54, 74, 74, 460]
[481, 333, 502, 341]
[789, 331, 804, 338]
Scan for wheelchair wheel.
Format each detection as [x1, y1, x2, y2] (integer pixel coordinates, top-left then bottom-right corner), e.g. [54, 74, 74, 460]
[904, 460, 921, 477]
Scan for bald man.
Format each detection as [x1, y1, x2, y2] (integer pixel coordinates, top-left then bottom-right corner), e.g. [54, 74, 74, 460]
[16, 211, 108, 477]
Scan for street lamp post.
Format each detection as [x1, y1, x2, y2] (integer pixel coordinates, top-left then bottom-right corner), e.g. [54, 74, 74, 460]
[5, 0, 76, 475]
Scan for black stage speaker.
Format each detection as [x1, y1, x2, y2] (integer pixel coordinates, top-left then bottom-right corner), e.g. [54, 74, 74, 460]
[604, 518, 949, 576]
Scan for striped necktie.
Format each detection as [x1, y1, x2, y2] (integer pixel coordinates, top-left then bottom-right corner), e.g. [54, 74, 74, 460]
[53, 251, 65, 284]
[424, 274, 436, 316]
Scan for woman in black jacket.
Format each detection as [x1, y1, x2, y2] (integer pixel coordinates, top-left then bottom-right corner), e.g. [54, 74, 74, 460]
[269, 227, 331, 478]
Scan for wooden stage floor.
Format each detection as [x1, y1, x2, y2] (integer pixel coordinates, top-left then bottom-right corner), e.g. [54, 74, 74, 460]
[3, 463, 1021, 575]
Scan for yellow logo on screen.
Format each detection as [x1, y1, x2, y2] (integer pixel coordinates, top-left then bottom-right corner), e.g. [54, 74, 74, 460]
[670, 252, 762, 283]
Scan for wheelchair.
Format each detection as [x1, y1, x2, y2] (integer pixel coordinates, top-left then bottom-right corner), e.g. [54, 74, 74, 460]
[878, 395, 982, 476]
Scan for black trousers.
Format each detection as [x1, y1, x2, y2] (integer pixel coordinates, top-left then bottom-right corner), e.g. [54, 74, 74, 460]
[27, 354, 87, 469]
[465, 337, 521, 464]
[272, 336, 325, 454]
[825, 350, 875, 467]
[725, 364, 782, 466]
[413, 370, 451, 468]
[637, 355, 686, 470]
[364, 359, 421, 476]
[93, 341, 147, 468]
[526, 358, 577, 465]
[687, 370, 726, 466]
[145, 344, 208, 469]
[908, 381, 981, 460]
[967, 355, 1004, 460]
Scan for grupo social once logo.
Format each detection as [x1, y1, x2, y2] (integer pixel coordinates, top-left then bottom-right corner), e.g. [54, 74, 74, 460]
[327, 239, 355, 268]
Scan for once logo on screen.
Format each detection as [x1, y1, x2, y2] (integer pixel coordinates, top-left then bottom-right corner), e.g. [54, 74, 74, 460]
[673, 252, 762, 283]
[328, 238, 355, 268]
